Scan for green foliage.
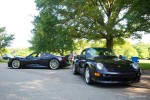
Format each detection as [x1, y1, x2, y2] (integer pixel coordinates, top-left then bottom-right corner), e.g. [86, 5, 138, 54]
[114, 41, 138, 59]
[35, 0, 149, 49]
[32, 0, 150, 56]
[114, 42, 150, 59]
[31, 0, 74, 55]
[6, 48, 33, 57]
[73, 39, 106, 54]
[133, 43, 150, 58]
[0, 27, 14, 56]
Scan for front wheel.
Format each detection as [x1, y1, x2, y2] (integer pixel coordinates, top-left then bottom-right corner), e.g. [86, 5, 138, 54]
[85, 67, 93, 84]
[11, 59, 21, 69]
[49, 59, 60, 70]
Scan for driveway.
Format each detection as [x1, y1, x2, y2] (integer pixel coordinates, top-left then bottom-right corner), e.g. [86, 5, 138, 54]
[0, 63, 150, 100]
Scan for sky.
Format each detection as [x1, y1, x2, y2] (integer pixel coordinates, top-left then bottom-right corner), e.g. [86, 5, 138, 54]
[0, 0, 150, 48]
[0, 0, 38, 48]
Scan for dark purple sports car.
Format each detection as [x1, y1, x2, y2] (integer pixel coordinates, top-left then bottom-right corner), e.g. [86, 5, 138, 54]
[8, 52, 69, 70]
[72, 48, 141, 84]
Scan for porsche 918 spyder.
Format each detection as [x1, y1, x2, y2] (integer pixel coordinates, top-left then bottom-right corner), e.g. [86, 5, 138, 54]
[8, 52, 69, 69]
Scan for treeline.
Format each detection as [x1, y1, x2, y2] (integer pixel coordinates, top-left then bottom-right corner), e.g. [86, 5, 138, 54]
[4, 41, 150, 60]
[73, 40, 150, 59]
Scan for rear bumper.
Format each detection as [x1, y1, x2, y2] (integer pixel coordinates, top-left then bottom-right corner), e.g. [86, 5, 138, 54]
[60, 61, 70, 67]
[92, 72, 141, 84]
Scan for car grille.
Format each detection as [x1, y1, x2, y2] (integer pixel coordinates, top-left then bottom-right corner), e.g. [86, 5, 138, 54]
[107, 68, 133, 73]
[102, 73, 137, 82]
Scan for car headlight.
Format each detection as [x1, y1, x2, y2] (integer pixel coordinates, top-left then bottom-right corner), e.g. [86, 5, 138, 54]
[131, 62, 139, 69]
[97, 63, 104, 70]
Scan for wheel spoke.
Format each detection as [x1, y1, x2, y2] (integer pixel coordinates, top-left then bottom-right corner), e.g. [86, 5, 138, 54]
[85, 67, 90, 83]
[49, 59, 59, 69]
[12, 60, 20, 68]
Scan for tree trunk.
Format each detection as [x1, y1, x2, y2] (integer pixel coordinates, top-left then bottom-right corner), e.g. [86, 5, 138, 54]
[106, 36, 113, 49]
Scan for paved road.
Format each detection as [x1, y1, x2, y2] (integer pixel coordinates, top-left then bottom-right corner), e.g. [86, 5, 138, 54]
[0, 63, 150, 100]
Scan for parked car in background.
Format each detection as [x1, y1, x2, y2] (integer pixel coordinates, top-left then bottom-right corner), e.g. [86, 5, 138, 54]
[8, 52, 69, 69]
[72, 48, 141, 85]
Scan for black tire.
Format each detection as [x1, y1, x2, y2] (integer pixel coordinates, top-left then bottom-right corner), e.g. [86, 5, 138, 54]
[72, 63, 79, 75]
[11, 59, 21, 69]
[49, 59, 60, 70]
[85, 66, 93, 84]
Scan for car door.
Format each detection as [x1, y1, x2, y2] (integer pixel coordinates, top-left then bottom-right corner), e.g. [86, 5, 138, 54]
[79, 50, 86, 74]
[26, 53, 41, 64]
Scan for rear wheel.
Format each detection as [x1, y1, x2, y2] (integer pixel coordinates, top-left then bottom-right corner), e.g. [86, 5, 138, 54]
[85, 66, 93, 84]
[49, 59, 59, 70]
[11, 59, 21, 69]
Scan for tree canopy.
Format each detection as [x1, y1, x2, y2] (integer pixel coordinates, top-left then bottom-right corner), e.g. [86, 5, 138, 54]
[32, 0, 150, 53]
[30, 3, 74, 55]
[0, 27, 14, 56]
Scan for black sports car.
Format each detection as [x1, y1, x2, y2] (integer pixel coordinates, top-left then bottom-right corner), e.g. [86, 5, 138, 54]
[8, 52, 69, 69]
[72, 48, 141, 84]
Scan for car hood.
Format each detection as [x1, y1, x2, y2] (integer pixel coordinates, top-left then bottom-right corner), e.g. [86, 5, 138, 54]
[93, 56, 133, 71]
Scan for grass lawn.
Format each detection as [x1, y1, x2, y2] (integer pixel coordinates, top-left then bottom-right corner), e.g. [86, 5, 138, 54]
[0, 59, 8, 63]
[139, 60, 150, 70]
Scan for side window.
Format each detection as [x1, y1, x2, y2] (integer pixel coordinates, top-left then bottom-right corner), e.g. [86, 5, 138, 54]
[86, 50, 93, 59]
[86, 49, 97, 58]
[30, 53, 39, 57]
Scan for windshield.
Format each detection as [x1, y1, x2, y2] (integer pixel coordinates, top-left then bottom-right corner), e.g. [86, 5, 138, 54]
[86, 48, 116, 58]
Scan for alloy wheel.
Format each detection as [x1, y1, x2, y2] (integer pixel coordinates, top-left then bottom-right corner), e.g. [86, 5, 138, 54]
[49, 59, 59, 70]
[85, 67, 90, 83]
[12, 59, 20, 69]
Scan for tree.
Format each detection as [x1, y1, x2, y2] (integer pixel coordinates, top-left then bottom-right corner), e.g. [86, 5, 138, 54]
[114, 41, 138, 59]
[133, 43, 150, 58]
[30, 4, 74, 55]
[43, 0, 150, 49]
[6, 48, 33, 57]
[0, 27, 14, 56]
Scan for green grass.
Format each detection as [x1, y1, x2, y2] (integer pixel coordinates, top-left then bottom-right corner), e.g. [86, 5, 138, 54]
[0, 59, 8, 63]
[139, 63, 150, 70]
[139, 60, 150, 70]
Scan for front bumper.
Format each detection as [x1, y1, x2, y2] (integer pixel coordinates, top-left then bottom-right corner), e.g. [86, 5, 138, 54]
[92, 71, 141, 84]
[8, 60, 12, 67]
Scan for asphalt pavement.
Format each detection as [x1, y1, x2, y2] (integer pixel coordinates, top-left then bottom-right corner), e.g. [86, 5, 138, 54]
[0, 63, 150, 100]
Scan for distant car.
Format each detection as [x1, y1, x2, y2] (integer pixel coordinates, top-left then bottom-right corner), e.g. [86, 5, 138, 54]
[8, 52, 69, 69]
[2, 54, 13, 60]
[72, 48, 141, 84]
